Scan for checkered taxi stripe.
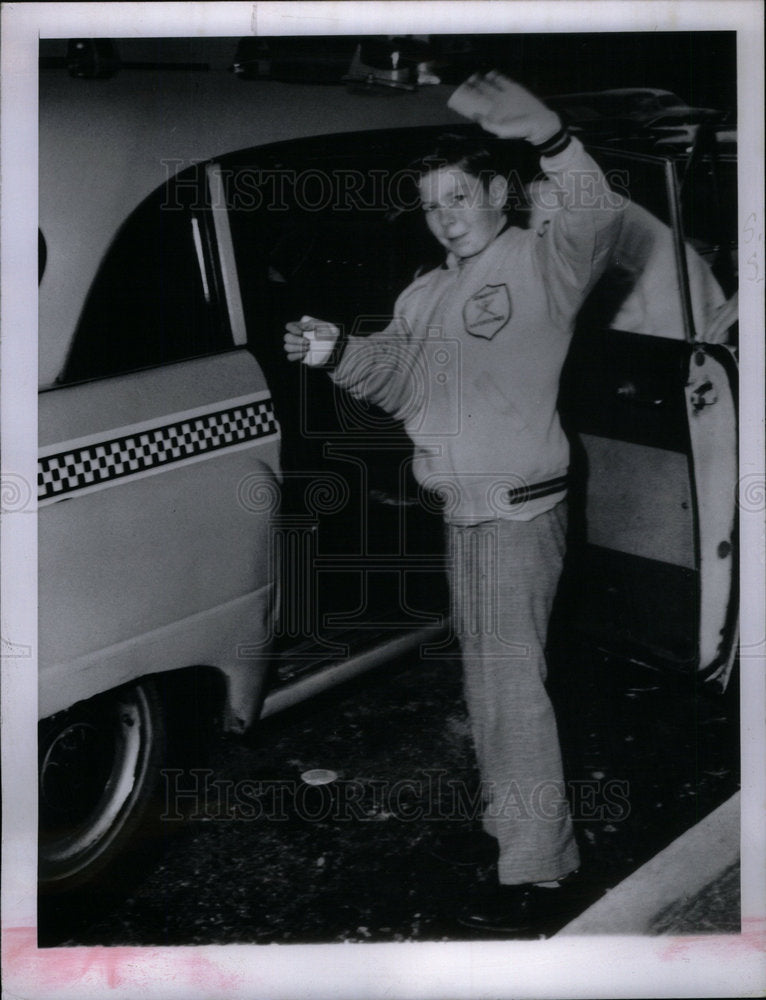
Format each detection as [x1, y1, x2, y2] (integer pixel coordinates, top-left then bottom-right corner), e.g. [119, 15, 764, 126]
[39, 397, 278, 503]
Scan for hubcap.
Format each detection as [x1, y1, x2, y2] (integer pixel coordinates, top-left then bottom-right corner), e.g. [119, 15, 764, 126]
[39, 690, 149, 881]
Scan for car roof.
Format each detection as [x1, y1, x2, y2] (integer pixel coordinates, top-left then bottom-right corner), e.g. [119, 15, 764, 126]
[547, 87, 684, 102]
[39, 67, 460, 387]
[590, 87, 681, 98]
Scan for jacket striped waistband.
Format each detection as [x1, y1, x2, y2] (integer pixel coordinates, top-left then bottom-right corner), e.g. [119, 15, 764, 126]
[507, 474, 568, 506]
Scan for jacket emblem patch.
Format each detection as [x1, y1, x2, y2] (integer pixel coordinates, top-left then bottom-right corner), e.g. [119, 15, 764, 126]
[462, 284, 512, 340]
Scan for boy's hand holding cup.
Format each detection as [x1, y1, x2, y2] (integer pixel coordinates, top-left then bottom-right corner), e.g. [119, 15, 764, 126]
[284, 316, 340, 366]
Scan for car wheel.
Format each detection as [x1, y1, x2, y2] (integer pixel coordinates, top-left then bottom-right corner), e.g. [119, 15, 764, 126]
[38, 679, 165, 895]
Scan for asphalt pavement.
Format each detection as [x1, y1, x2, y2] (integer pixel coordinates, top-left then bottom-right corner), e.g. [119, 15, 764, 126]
[39, 638, 740, 946]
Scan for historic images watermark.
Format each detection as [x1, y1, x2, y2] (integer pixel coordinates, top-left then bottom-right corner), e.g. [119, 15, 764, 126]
[160, 767, 630, 825]
[160, 159, 630, 216]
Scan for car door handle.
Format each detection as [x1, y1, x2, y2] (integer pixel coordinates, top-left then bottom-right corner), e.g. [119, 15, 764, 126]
[690, 380, 718, 411]
[616, 382, 664, 407]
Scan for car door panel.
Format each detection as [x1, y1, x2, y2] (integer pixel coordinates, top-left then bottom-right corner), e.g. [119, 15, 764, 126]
[39, 349, 281, 723]
[581, 434, 695, 568]
[559, 146, 737, 679]
[561, 329, 700, 668]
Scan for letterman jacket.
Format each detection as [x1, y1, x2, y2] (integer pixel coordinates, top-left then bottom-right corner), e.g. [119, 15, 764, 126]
[330, 135, 625, 525]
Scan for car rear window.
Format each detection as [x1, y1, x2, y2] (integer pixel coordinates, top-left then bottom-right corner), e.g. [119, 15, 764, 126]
[59, 171, 233, 384]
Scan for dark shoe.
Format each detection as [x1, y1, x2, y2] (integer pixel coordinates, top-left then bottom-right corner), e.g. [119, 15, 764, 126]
[429, 828, 499, 867]
[458, 871, 600, 935]
[458, 884, 538, 934]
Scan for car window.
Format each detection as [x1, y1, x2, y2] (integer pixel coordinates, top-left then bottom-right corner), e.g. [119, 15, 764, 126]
[576, 148, 727, 341]
[677, 144, 738, 299]
[59, 170, 233, 385]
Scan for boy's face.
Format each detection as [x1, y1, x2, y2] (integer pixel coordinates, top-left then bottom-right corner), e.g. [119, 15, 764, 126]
[419, 166, 507, 260]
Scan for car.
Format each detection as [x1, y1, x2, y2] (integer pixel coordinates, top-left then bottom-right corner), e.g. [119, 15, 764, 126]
[546, 88, 723, 147]
[37, 45, 461, 897]
[232, 35, 441, 89]
[546, 87, 720, 123]
[576, 108, 733, 160]
[37, 47, 738, 896]
[650, 112, 737, 158]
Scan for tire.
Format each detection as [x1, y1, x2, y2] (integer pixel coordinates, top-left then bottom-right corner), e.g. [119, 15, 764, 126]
[38, 679, 165, 895]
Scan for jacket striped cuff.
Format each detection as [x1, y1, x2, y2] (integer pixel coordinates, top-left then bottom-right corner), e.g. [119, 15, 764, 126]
[320, 331, 349, 372]
[533, 127, 572, 158]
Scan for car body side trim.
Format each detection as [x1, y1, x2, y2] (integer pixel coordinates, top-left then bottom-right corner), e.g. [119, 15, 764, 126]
[39, 388, 274, 457]
[38, 393, 279, 505]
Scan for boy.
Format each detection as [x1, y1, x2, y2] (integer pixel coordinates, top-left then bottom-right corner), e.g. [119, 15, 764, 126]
[284, 72, 624, 933]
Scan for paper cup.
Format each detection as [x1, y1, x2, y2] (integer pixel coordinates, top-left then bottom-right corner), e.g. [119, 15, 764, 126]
[301, 768, 338, 786]
[303, 325, 336, 367]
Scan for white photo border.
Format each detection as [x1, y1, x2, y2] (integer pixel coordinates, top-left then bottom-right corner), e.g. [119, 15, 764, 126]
[2, 3, 764, 998]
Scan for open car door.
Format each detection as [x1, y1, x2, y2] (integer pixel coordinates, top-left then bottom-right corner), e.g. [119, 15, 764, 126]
[558, 143, 738, 689]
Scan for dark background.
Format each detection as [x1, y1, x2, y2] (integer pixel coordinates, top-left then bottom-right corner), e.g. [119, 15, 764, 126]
[477, 31, 736, 110]
[40, 31, 737, 112]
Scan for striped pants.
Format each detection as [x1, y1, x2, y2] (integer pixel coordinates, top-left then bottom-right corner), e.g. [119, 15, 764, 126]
[447, 502, 580, 885]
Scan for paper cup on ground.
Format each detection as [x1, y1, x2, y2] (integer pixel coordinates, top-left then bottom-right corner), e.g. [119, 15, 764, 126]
[301, 768, 338, 786]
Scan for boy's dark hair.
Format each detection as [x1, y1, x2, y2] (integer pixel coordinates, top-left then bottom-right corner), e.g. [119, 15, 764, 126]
[411, 132, 501, 189]
[385, 130, 536, 224]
